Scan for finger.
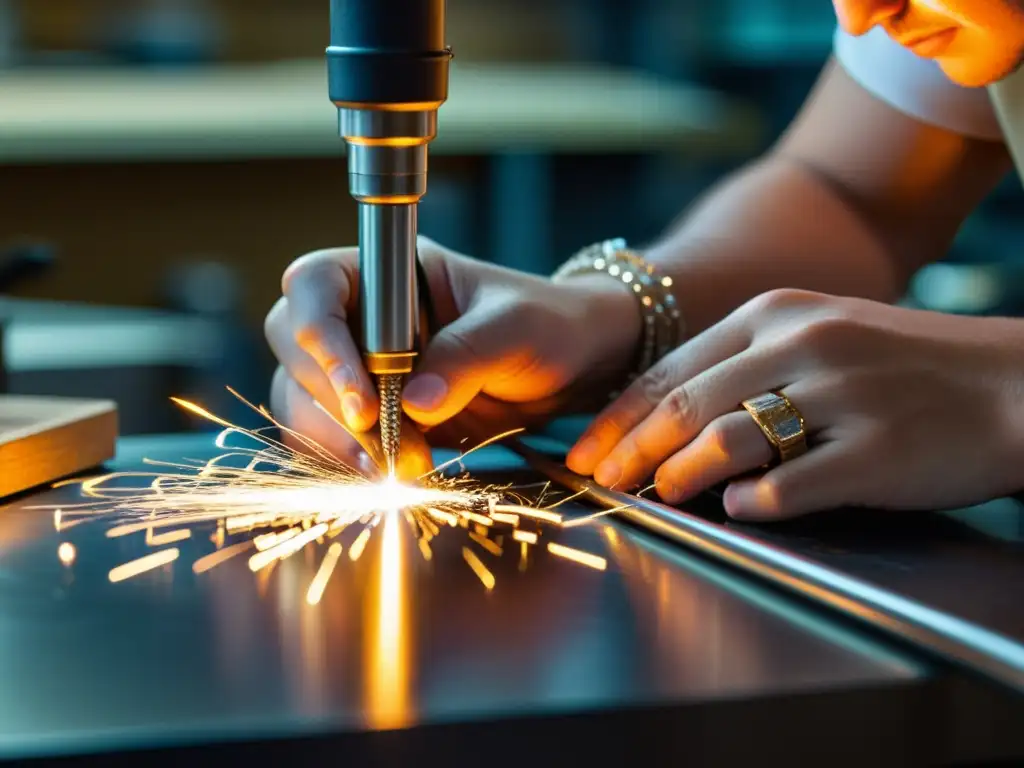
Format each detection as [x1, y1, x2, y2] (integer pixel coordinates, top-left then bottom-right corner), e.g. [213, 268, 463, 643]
[282, 249, 378, 430]
[272, 367, 433, 481]
[402, 295, 524, 427]
[271, 366, 376, 476]
[722, 439, 863, 521]
[654, 411, 775, 504]
[266, 298, 366, 431]
[589, 345, 811, 489]
[566, 312, 752, 476]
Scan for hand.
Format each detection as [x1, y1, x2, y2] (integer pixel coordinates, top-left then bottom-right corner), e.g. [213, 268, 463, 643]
[265, 237, 640, 476]
[566, 289, 1024, 521]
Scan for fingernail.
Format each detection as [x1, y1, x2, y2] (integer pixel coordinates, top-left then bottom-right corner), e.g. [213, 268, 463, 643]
[404, 373, 448, 410]
[341, 392, 364, 429]
[568, 437, 600, 472]
[656, 477, 680, 504]
[594, 461, 622, 488]
[724, 482, 758, 519]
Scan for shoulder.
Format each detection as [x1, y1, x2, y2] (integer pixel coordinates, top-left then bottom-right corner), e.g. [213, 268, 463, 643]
[833, 27, 1003, 141]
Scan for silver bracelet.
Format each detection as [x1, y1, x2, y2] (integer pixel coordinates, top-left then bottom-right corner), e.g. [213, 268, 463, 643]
[552, 238, 685, 388]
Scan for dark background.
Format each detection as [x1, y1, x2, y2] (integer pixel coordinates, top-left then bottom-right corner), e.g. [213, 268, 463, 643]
[0, 0, 1017, 434]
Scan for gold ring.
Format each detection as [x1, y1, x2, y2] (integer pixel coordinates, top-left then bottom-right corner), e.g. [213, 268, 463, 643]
[741, 391, 808, 463]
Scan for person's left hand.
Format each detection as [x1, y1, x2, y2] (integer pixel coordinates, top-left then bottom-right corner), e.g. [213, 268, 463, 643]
[565, 289, 1024, 521]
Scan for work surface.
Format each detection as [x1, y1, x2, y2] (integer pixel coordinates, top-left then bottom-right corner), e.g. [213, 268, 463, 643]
[0, 433, 954, 766]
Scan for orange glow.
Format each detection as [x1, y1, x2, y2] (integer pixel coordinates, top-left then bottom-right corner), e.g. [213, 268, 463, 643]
[547, 542, 607, 571]
[108, 548, 180, 582]
[364, 512, 414, 729]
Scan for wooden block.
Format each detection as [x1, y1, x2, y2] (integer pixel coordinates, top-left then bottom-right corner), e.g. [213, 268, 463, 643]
[0, 396, 117, 499]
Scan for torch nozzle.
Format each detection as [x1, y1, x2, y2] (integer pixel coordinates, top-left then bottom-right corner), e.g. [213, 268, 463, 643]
[378, 373, 403, 477]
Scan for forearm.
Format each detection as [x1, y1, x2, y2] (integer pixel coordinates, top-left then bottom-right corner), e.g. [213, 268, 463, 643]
[643, 153, 908, 335]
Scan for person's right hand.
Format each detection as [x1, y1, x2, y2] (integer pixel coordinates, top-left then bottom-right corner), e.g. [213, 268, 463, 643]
[264, 237, 640, 477]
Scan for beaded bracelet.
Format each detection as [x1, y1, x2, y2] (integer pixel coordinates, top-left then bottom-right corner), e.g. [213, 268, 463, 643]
[552, 238, 685, 389]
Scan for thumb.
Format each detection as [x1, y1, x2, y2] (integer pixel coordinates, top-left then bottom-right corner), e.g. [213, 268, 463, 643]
[402, 297, 519, 426]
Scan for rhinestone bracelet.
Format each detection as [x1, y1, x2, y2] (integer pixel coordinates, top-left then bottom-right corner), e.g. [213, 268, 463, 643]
[552, 238, 685, 389]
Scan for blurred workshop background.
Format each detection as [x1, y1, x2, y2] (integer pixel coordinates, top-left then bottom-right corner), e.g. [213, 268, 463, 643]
[0, 0, 1019, 435]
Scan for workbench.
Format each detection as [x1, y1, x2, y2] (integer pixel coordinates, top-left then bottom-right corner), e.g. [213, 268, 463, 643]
[1, 430, 1022, 766]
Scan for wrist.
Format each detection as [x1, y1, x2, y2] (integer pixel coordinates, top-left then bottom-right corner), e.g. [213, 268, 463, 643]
[559, 272, 642, 392]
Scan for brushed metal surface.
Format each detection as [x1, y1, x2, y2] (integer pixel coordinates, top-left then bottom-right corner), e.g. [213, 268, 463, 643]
[0, 433, 927, 764]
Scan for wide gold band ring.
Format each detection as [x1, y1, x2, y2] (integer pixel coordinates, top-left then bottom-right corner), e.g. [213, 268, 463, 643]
[741, 391, 808, 463]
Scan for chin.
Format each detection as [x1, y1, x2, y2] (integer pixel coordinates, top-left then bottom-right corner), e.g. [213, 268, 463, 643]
[938, 52, 1024, 88]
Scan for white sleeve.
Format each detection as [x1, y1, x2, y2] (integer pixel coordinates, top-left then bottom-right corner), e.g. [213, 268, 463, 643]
[833, 27, 1003, 141]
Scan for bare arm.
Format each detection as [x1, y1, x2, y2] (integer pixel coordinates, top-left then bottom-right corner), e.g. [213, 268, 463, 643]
[645, 59, 1012, 335]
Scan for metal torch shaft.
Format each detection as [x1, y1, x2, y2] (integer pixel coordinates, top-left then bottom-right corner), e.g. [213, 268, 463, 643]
[359, 203, 418, 473]
[327, 0, 451, 474]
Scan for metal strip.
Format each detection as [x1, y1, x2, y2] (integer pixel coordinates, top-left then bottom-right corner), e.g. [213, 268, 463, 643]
[508, 439, 1024, 694]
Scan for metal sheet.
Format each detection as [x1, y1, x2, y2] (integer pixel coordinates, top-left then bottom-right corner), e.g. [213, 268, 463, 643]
[0, 434, 928, 765]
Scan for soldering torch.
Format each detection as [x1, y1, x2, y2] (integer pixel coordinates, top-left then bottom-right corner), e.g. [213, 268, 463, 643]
[327, 0, 452, 474]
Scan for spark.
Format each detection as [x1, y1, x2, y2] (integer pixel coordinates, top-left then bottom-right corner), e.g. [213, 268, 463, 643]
[306, 542, 344, 605]
[462, 511, 492, 528]
[547, 542, 607, 571]
[469, 531, 502, 557]
[108, 548, 180, 583]
[418, 538, 433, 561]
[349, 528, 371, 562]
[462, 547, 495, 590]
[38, 388, 624, 599]
[192, 540, 253, 574]
[490, 511, 519, 526]
[249, 523, 328, 572]
[146, 527, 191, 546]
[426, 508, 458, 527]
[493, 504, 562, 525]
[512, 530, 537, 544]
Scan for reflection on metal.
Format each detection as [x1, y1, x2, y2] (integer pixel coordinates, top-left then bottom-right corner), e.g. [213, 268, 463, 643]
[364, 511, 414, 730]
[57, 542, 75, 567]
[511, 439, 1024, 694]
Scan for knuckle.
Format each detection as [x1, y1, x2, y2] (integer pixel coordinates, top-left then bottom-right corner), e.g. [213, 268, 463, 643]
[636, 363, 677, 407]
[292, 321, 325, 353]
[782, 313, 861, 365]
[744, 288, 811, 318]
[281, 248, 354, 295]
[661, 384, 700, 427]
[264, 298, 288, 345]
